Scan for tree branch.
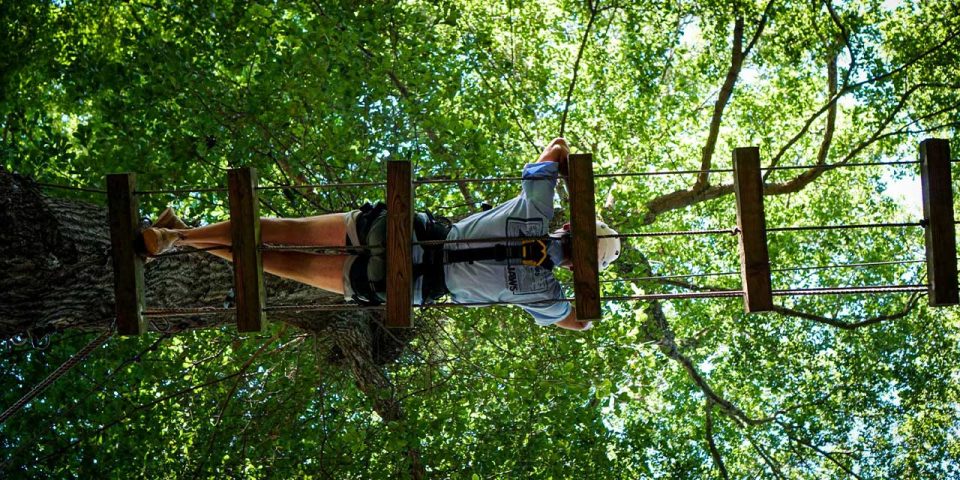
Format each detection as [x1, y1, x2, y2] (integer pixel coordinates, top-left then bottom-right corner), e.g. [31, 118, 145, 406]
[695, 0, 773, 191]
[767, 27, 959, 170]
[705, 401, 731, 480]
[746, 433, 787, 479]
[559, 1, 601, 137]
[656, 278, 739, 293]
[774, 293, 921, 330]
[777, 419, 865, 480]
[764, 55, 837, 180]
[694, 15, 745, 191]
[823, 0, 856, 88]
[193, 328, 288, 477]
[765, 81, 924, 195]
[642, 4, 772, 222]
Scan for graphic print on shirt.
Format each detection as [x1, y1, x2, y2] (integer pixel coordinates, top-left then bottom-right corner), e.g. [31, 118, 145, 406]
[504, 217, 552, 295]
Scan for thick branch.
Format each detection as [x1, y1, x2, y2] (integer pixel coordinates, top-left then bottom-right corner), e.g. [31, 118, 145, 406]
[643, 4, 772, 222]
[695, 1, 772, 190]
[767, 27, 959, 169]
[773, 293, 921, 330]
[695, 16, 745, 191]
[765, 81, 922, 195]
[764, 55, 838, 180]
[824, 0, 856, 87]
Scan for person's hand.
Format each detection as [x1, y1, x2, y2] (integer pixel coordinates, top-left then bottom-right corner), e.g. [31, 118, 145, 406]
[537, 138, 569, 164]
[554, 144, 570, 177]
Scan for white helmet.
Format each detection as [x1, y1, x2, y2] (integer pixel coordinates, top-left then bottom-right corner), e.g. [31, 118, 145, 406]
[596, 221, 621, 270]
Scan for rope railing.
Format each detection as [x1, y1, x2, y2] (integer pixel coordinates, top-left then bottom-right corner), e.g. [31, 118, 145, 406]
[772, 259, 926, 272]
[602, 271, 741, 283]
[768, 221, 925, 232]
[763, 159, 920, 171]
[124, 158, 930, 196]
[772, 285, 927, 296]
[256, 228, 740, 252]
[34, 182, 108, 194]
[24, 156, 935, 198]
[604, 259, 925, 284]
[140, 284, 927, 317]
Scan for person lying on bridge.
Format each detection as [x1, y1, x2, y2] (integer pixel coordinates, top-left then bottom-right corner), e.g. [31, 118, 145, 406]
[141, 138, 620, 330]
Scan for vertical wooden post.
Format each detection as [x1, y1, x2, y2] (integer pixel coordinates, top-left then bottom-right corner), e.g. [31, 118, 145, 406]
[568, 153, 602, 321]
[228, 167, 267, 332]
[386, 160, 414, 328]
[733, 147, 773, 313]
[107, 173, 146, 335]
[920, 138, 958, 306]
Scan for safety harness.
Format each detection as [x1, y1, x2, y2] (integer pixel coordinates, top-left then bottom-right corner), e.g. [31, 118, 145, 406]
[349, 202, 554, 306]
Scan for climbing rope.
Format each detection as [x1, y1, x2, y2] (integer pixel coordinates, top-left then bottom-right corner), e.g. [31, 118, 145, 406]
[0, 329, 114, 425]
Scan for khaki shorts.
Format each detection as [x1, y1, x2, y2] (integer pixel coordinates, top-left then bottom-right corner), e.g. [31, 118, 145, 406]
[341, 209, 388, 303]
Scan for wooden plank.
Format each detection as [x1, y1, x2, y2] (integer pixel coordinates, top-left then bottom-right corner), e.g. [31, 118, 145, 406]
[733, 147, 773, 313]
[107, 173, 146, 335]
[568, 153, 602, 321]
[920, 138, 958, 306]
[227, 167, 267, 332]
[386, 160, 414, 328]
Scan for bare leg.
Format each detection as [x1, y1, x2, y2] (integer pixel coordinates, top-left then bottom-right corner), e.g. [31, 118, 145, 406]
[191, 242, 346, 294]
[177, 214, 347, 248]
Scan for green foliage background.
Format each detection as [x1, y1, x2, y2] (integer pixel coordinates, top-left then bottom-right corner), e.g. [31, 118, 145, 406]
[2, 0, 960, 478]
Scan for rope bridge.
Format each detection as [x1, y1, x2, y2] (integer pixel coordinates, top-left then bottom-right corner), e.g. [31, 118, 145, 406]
[34, 139, 958, 333]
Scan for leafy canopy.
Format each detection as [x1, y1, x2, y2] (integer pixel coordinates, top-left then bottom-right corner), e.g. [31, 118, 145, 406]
[1, 0, 959, 478]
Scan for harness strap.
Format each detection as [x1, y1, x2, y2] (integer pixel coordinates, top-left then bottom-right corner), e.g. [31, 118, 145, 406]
[442, 239, 553, 269]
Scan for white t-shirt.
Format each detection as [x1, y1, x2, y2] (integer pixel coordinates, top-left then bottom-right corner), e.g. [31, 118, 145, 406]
[442, 162, 571, 326]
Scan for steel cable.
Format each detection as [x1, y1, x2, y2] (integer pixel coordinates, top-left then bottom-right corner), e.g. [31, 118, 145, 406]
[768, 221, 924, 232]
[772, 285, 927, 296]
[0, 330, 114, 424]
[605, 260, 925, 284]
[34, 182, 108, 194]
[141, 284, 926, 317]
[772, 259, 925, 272]
[130, 159, 926, 195]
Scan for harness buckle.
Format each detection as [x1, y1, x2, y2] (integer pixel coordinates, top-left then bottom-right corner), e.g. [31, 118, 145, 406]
[521, 239, 549, 267]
